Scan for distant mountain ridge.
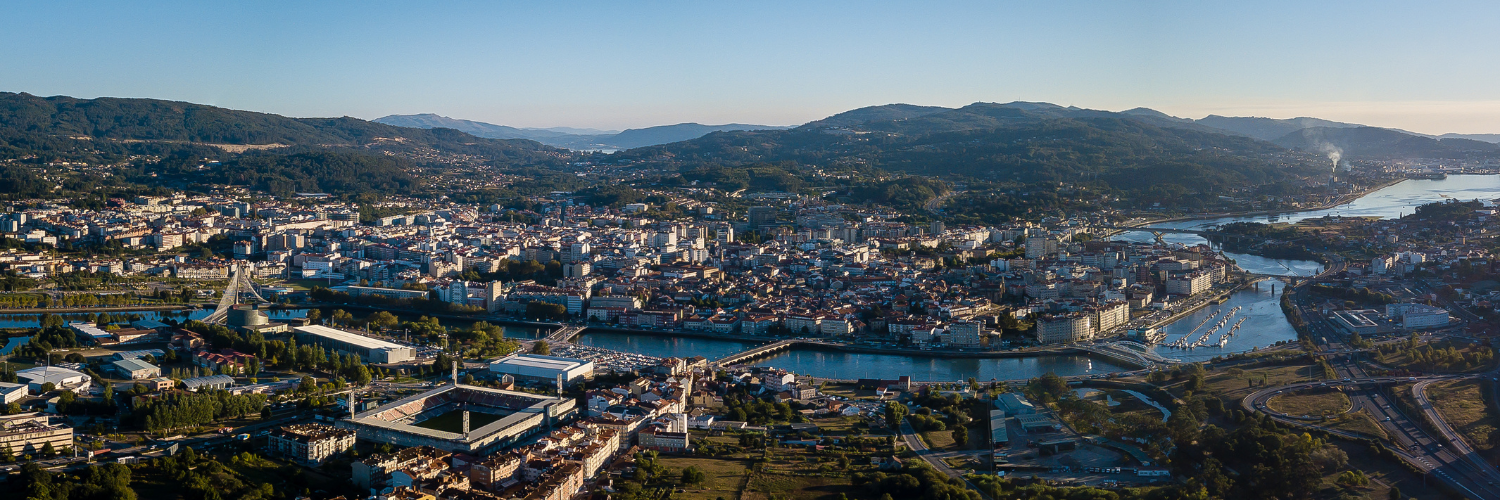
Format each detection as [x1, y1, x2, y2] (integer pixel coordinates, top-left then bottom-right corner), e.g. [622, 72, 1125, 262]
[372, 113, 613, 142]
[375, 114, 789, 150]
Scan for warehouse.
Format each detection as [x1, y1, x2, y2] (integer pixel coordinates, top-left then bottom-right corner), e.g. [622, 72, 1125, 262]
[0, 382, 25, 404]
[110, 358, 161, 380]
[293, 325, 416, 364]
[488, 354, 595, 384]
[16, 366, 91, 393]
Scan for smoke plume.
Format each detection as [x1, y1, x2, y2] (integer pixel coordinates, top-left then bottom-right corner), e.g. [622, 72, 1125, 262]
[1318, 143, 1342, 173]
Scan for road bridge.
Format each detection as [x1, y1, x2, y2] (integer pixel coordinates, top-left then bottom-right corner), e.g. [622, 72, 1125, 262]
[1102, 225, 1213, 236]
[1075, 341, 1179, 368]
[714, 339, 797, 367]
[541, 324, 586, 344]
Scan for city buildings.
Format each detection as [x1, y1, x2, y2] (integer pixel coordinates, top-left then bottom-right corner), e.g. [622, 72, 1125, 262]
[266, 423, 356, 465]
[0, 413, 73, 457]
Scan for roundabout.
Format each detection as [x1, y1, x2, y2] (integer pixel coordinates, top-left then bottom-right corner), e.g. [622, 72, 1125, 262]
[1264, 386, 1353, 419]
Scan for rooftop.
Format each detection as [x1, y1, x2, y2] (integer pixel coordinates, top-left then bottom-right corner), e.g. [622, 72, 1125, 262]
[489, 354, 590, 371]
[295, 324, 408, 351]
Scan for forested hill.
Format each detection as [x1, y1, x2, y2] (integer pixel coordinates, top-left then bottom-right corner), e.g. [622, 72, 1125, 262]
[1273, 126, 1500, 159]
[0, 92, 568, 162]
[613, 102, 1326, 201]
[0, 92, 577, 199]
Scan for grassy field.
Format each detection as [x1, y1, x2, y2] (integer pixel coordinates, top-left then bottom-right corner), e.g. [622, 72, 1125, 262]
[1268, 388, 1351, 417]
[657, 456, 754, 500]
[817, 383, 881, 401]
[1426, 379, 1500, 452]
[412, 409, 505, 432]
[920, 429, 958, 450]
[1327, 409, 1389, 440]
[943, 456, 977, 470]
[742, 473, 851, 500]
[1201, 364, 1319, 401]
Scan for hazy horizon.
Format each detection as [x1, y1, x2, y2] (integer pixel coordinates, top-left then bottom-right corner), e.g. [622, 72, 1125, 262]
[5, 2, 1499, 135]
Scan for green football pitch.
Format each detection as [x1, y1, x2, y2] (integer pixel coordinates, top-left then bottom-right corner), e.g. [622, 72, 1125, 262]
[411, 409, 505, 432]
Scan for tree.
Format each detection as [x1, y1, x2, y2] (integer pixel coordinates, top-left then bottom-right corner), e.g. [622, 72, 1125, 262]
[885, 401, 908, 428]
[951, 425, 968, 448]
[368, 311, 399, 330]
[40, 442, 55, 458]
[331, 309, 353, 327]
[306, 309, 322, 325]
[532, 341, 551, 355]
[681, 466, 706, 485]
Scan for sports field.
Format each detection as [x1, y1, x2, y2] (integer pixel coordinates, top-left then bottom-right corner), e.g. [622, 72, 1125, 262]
[412, 409, 506, 432]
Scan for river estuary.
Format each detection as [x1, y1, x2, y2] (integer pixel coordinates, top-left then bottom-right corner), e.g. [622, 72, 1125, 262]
[582, 175, 1498, 379]
[4, 176, 1494, 379]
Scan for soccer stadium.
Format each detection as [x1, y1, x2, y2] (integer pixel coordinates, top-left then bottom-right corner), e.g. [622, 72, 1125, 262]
[337, 383, 576, 453]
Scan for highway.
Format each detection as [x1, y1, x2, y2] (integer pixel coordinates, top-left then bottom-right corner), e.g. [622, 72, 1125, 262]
[898, 419, 993, 500]
[1253, 282, 1500, 499]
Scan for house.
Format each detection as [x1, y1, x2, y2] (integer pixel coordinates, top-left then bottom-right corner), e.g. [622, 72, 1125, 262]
[637, 428, 691, 452]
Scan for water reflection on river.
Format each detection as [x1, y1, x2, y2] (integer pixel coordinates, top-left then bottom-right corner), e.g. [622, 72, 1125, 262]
[1152, 282, 1300, 362]
[752, 350, 1126, 382]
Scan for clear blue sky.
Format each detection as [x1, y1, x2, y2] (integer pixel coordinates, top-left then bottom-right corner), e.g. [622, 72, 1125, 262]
[3, 1, 1498, 134]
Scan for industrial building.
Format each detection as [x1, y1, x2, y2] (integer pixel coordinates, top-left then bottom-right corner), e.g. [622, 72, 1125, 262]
[110, 358, 161, 380]
[294, 325, 416, 364]
[1331, 309, 1385, 335]
[0, 413, 73, 457]
[1385, 303, 1451, 329]
[182, 374, 235, 392]
[487, 354, 595, 384]
[0, 382, 25, 404]
[15, 366, 91, 393]
[995, 393, 1037, 415]
[989, 409, 1009, 447]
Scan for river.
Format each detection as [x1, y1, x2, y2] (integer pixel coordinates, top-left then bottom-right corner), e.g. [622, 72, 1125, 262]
[1112, 174, 1500, 275]
[582, 175, 1497, 378]
[577, 330, 1126, 381]
[5, 177, 1486, 379]
[1150, 281, 1299, 362]
[1125, 174, 1500, 361]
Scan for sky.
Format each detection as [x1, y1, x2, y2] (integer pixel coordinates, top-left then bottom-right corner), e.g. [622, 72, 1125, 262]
[3, 1, 1499, 134]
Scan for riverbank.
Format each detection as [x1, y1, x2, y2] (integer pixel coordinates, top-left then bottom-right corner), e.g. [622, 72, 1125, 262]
[0, 304, 197, 314]
[1129, 176, 1409, 227]
[577, 324, 1147, 370]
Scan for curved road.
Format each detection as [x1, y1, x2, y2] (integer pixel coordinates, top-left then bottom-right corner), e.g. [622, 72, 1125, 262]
[1243, 377, 1500, 499]
[1255, 282, 1500, 498]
